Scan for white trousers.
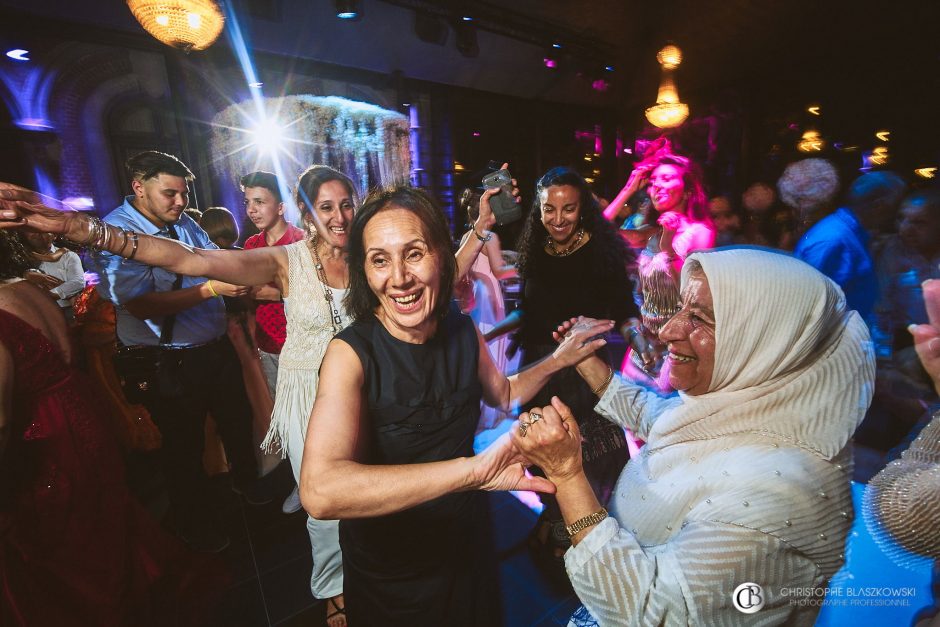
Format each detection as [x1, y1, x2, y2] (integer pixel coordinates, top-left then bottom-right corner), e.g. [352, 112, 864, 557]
[285, 389, 343, 600]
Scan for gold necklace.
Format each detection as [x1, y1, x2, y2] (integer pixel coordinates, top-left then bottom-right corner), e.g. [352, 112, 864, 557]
[546, 227, 585, 256]
[310, 237, 344, 335]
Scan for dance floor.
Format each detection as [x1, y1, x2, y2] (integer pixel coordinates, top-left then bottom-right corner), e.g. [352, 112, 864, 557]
[201, 462, 579, 627]
[126, 428, 932, 626]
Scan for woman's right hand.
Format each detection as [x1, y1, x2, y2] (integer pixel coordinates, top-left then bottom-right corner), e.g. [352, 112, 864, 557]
[511, 396, 584, 484]
[0, 183, 89, 242]
[624, 163, 652, 193]
[551, 316, 613, 368]
[476, 162, 520, 234]
[909, 279, 940, 397]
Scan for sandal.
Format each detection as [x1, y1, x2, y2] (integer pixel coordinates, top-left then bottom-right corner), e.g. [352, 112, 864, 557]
[326, 594, 346, 627]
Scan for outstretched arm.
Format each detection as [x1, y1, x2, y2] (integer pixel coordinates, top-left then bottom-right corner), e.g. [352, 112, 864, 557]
[0, 183, 286, 291]
[478, 318, 613, 412]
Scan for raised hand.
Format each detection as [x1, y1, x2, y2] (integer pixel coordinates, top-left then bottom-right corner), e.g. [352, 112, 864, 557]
[476, 162, 521, 234]
[551, 316, 613, 367]
[909, 279, 940, 397]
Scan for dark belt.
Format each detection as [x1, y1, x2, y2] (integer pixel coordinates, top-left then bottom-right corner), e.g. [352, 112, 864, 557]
[118, 335, 226, 354]
[163, 335, 227, 353]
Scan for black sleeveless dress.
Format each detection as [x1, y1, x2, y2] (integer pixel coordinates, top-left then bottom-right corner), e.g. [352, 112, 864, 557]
[336, 308, 502, 627]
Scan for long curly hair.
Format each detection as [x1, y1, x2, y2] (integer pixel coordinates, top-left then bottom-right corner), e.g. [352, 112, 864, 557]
[636, 138, 711, 225]
[516, 167, 630, 284]
[0, 231, 37, 280]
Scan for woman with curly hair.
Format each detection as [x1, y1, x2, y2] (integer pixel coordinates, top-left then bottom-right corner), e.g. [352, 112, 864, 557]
[485, 166, 638, 572]
[604, 140, 715, 390]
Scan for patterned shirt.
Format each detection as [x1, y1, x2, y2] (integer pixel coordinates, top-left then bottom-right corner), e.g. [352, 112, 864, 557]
[244, 224, 306, 354]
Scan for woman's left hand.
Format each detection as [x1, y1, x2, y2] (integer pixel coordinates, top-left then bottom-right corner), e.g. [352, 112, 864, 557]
[470, 432, 557, 494]
[551, 316, 613, 367]
[511, 396, 584, 483]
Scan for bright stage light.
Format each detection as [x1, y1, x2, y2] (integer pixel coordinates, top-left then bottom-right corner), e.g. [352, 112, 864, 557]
[6, 48, 30, 61]
[251, 118, 285, 154]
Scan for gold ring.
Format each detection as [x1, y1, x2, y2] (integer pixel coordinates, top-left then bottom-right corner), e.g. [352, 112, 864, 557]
[518, 422, 529, 437]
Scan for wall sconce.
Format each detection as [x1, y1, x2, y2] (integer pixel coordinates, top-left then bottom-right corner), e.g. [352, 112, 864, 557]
[645, 44, 689, 129]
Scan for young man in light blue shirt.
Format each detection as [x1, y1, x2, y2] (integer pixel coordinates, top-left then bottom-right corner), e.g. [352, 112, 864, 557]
[92, 150, 269, 552]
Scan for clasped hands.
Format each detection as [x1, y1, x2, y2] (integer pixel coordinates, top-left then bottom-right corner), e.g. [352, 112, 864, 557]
[471, 396, 585, 495]
[472, 316, 611, 493]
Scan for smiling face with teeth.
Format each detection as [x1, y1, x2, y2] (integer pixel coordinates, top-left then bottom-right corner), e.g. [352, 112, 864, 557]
[363, 206, 443, 343]
[659, 268, 716, 395]
[647, 163, 688, 214]
[539, 184, 582, 247]
[301, 179, 355, 249]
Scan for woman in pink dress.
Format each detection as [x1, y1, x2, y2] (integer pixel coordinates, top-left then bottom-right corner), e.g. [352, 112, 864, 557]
[605, 140, 715, 391]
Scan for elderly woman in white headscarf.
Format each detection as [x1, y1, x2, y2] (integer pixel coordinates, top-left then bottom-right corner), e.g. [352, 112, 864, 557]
[513, 248, 875, 626]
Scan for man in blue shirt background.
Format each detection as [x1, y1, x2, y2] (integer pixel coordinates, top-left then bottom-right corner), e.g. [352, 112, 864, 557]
[794, 171, 906, 322]
[93, 150, 268, 552]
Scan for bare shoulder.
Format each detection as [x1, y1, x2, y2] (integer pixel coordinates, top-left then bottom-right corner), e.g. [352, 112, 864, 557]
[319, 337, 365, 386]
[0, 281, 68, 350]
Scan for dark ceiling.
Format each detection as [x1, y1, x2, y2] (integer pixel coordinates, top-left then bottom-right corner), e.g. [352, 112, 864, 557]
[471, 0, 939, 109]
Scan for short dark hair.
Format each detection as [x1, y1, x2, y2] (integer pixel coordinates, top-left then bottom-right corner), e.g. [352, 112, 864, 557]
[344, 185, 456, 322]
[295, 165, 357, 219]
[125, 150, 194, 182]
[240, 171, 282, 203]
[200, 207, 239, 247]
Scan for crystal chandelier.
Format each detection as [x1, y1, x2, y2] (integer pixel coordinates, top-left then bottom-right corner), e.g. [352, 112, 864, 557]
[645, 45, 689, 129]
[126, 0, 225, 52]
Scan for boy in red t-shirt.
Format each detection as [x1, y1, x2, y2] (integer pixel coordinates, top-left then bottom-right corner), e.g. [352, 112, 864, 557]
[241, 173, 305, 511]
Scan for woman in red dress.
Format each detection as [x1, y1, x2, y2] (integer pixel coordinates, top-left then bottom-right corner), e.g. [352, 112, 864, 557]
[0, 231, 217, 627]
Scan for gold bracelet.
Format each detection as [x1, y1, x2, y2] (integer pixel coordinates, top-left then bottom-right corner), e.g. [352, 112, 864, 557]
[591, 366, 614, 396]
[566, 507, 608, 537]
[206, 280, 219, 298]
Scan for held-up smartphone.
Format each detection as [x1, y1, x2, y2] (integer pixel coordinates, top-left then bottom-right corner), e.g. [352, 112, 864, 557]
[481, 168, 522, 225]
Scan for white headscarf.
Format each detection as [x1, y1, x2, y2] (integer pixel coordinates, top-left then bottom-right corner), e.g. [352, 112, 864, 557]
[647, 247, 875, 460]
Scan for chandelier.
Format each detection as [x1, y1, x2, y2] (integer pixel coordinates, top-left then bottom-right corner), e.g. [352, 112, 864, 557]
[127, 0, 225, 52]
[645, 44, 689, 129]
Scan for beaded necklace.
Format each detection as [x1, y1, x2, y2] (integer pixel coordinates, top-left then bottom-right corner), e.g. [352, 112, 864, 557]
[546, 227, 585, 256]
[310, 237, 345, 335]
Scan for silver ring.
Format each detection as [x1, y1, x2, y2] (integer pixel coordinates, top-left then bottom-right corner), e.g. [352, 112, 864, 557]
[529, 412, 542, 424]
